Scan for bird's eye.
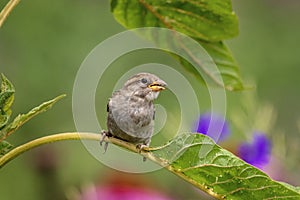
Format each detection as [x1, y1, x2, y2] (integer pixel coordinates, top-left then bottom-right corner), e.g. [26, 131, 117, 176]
[141, 78, 148, 84]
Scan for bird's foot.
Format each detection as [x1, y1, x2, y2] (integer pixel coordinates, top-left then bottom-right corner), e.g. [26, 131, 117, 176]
[136, 144, 148, 153]
[100, 130, 111, 153]
[136, 144, 149, 162]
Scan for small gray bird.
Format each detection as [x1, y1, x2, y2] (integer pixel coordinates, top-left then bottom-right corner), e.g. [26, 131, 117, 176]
[101, 72, 167, 151]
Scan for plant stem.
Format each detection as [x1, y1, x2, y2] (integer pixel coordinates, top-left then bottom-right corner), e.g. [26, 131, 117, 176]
[0, 132, 228, 199]
[0, 0, 21, 28]
[0, 132, 145, 168]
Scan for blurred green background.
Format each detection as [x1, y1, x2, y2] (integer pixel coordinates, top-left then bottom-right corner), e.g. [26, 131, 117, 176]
[1, 0, 300, 199]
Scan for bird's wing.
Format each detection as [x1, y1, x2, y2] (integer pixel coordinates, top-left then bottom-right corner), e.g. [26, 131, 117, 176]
[107, 90, 122, 113]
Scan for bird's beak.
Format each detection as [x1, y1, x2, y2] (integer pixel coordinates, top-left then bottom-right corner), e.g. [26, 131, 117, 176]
[148, 81, 167, 92]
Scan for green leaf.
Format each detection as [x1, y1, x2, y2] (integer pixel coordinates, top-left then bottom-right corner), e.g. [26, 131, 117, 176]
[178, 40, 244, 91]
[0, 140, 13, 157]
[0, 91, 14, 112]
[199, 41, 243, 91]
[150, 133, 300, 199]
[111, 0, 245, 91]
[0, 74, 15, 129]
[0, 73, 14, 92]
[111, 0, 238, 41]
[1, 94, 66, 140]
[0, 114, 10, 130]
[0, 73, 15, 112]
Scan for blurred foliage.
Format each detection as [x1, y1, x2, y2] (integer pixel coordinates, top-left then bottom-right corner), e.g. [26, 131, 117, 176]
[1, 0, 300, 199]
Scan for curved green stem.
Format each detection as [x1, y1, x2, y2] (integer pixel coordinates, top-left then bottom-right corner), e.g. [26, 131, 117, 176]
[0, 132, 144, 168]
[0, 0, 21, 28]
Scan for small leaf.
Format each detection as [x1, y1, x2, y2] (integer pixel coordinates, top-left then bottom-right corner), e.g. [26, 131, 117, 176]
[0, 74, 15, 129]
[0, 91, 14, 112]
[0, 73, 15, 92]
[0, 140, 13, 157]
[0, 113, 10, 130]
[0, 74, 15, 112]
[150, 133, 300, 199]
[0, 94, 66, 141]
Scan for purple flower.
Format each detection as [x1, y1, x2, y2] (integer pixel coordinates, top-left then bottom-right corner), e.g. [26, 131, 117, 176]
[238, 132, 271, 168]
[193, 112, 230, 142]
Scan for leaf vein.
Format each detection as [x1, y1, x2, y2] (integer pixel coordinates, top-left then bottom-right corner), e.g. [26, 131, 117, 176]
[225, 185, 280, 196]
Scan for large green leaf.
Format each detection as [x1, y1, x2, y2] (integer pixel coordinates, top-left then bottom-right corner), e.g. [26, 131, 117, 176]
[199, 41, 243, 91]
[149, 133, 300, 199]
[179, 40, 244, 91]
[111, 0, 238, 41]
[111, 0, 245, 91]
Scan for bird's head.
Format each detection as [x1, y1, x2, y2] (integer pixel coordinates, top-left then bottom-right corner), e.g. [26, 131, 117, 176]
[123, 72, 167, 101]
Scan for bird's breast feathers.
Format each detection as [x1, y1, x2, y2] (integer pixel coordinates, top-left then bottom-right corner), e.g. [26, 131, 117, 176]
[109, 95, 154, 126]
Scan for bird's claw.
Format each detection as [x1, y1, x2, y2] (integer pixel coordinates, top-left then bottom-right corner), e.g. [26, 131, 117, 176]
[100, 130, 110, 153]
[136, 144, 149, 162]
[136, 144, 148, 153]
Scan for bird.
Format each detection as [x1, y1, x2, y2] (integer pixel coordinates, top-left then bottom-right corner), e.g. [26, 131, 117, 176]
[100, 72, 167, 152]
